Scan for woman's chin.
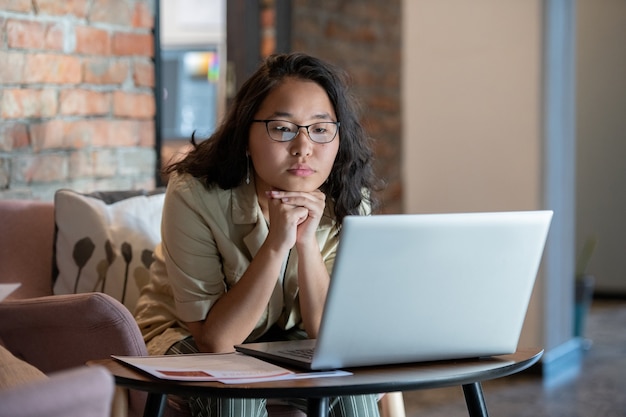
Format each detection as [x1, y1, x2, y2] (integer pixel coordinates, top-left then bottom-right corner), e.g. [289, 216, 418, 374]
[276, 179, 325, 193]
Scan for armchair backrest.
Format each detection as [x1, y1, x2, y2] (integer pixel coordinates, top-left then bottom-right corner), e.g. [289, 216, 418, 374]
[0, 199, 55, 299]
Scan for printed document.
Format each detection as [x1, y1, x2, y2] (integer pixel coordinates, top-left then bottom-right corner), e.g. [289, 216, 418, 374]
[113, 352, 350, 384]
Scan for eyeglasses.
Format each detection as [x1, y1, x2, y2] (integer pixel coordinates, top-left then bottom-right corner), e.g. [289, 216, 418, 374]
[252, 119, 340, 144]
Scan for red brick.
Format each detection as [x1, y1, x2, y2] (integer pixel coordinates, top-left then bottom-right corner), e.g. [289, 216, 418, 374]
[112, 32, 153, 57]
[45, 22, 65, 51]
[24, 53, 82, 84]
[133, 59, 154, 87]
[366, 95, 399, 113]
[136, 120, 155, 147]
[92, 148, 117, 177]
[68, 150, 95, 178]
[0, 51, 26, 84]
[12, 123, 30, 148]
[132, 1, 153, 29]
[64, 119, 111, 148]
[7, 19, 47, 49]
[106, 119, 154, 147]
[324, 21, 378, 44]
[0, 122, 29, 151]
[0, 0, 32, 13]
[5, 19, 64, 51]
[83, 58, 129, 84]
[29, 120, 66, 151]
[30, 119, 116, 150]
[108, 119, 140, 146]
[6, 19, 63, 50]
[349, 67, 400, 89]
[89, 0, 131, 26]
[1, 89, 58, 119]
[59, 89, 111, 116]
[113, 91, 155, 119]
[261, 8, 274, 28]
[117, 147, 154, 176]
[75, 25, 111, 55]
[35, 0, 88, 18]
[88, 121, 113, 146]
[12, 153, 68, 183]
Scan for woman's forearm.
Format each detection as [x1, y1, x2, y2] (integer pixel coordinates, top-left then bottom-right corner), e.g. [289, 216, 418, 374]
[188, 243, 288, 353]
[295, 240, 330, 338]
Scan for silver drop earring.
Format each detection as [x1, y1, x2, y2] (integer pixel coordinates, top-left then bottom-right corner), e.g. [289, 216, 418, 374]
[245, 153, 250, 185]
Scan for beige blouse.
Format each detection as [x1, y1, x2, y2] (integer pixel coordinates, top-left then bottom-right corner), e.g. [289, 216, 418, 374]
[134, 173, 346, 355]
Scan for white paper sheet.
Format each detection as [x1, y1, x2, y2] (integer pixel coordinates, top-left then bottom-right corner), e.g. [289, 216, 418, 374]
[113, 352, 350, 384]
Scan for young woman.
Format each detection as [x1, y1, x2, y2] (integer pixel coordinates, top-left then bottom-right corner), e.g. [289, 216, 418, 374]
[134, 52, 379, 417]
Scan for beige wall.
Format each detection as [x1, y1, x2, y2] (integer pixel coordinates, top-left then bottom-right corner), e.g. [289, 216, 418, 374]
[402, 1, 542, 214]
[402, 0, 578, 366]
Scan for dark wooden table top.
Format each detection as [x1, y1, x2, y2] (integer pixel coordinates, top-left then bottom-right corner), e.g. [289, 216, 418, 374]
[89, 347, 543, 399]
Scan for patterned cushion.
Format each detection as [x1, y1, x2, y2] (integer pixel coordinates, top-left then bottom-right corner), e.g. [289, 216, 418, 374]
[53, 189, 164, 312]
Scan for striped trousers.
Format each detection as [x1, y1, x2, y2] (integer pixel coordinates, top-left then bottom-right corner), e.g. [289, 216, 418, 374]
[167, 337, 380, 417]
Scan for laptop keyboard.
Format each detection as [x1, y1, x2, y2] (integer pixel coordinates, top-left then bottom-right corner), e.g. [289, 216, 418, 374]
[278, 348, 314, 360]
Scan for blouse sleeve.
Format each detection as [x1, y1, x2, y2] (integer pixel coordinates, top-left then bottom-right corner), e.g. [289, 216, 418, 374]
[160, 175, 226, 323]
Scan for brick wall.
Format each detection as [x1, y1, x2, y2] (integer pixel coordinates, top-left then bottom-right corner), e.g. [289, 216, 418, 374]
[0, 0, 156, 201]
[292, 0, 403, 213]
[0, 0, 402, 211]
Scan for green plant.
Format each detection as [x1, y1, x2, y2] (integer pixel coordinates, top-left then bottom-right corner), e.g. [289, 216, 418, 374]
[575, 236, 598, 280]
[574, 235, 597, 340]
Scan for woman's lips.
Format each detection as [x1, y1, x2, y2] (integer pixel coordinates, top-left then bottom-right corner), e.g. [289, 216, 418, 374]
[287, 165, 315, 177]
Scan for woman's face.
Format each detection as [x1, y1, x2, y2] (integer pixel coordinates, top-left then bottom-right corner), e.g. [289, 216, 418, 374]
[248, 77, 340, 193]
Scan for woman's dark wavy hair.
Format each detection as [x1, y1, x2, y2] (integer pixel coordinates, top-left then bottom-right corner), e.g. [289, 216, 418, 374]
[164, 52, 378, 226]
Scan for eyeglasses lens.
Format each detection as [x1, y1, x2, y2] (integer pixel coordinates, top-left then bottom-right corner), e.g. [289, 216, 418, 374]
[266, 121, 337, 143]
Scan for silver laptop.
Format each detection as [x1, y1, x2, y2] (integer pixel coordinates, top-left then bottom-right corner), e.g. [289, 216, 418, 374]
[235, 210, 553, 370]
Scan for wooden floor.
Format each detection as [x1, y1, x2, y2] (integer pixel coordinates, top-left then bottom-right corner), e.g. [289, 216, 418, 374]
[402, 299, 626, 417]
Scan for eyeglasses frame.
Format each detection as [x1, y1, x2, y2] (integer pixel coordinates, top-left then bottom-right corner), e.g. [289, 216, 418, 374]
[252, 119, 341, 144]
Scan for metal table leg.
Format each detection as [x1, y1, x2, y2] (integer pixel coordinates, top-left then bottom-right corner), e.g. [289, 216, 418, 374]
[143, 392, 167, 417]
[463, 382, 489, 417]
[307, 397, 330, 417]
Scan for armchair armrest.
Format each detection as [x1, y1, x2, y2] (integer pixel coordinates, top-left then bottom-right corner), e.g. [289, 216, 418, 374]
[0, 292, 147, 372]
[0, 366, 114, 417]
[0, 292, 148, 417]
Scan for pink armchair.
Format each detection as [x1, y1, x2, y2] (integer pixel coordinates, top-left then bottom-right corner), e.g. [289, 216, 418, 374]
[0, 199, 150, 417]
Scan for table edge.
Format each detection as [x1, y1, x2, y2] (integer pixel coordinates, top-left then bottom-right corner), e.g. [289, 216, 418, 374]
[89, 348, 543, 399]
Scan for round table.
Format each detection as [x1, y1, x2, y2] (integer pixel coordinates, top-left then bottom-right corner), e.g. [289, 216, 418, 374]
[89, 347, 542, 417]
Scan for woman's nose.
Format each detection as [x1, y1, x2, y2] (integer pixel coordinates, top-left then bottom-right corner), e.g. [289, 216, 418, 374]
[289, 127, 313, 156]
